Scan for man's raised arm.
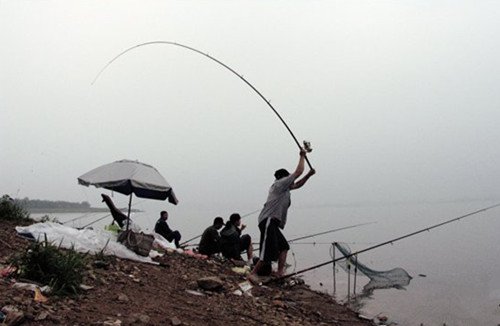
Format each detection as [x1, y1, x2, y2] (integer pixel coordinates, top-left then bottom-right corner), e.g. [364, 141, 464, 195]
[291, 149, 307, 179]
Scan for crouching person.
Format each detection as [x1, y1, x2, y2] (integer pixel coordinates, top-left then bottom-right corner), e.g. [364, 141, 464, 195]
[219, 213, 253, 265]
[198, 217, 224, 256]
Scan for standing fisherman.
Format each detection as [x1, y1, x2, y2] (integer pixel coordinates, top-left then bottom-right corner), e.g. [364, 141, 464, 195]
[250, 149, 315, 281]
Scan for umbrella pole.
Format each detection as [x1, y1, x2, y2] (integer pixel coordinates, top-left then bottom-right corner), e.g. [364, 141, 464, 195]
[126, 194, 133, 231]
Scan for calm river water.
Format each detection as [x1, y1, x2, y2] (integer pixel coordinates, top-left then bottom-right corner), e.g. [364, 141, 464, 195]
[32, 200, 500, 325]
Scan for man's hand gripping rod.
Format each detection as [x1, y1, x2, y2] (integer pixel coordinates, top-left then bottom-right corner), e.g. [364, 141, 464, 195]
[302, 140, 313, 168]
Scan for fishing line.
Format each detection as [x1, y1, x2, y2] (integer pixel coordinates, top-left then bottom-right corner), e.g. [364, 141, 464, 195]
[92, 41, 313, 169]
[254, 221, 375, 252]
[274, 202, 500, 282]
[289, 241, 377, 246]
[184, 220, 375, 248]
[186, 241, 375, 247]
[288, 221, 376, 243]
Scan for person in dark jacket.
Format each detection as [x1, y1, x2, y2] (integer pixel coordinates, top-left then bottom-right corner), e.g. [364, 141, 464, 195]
[219, 213, 253, 263]
[198, 217, 224, 256]
[154, 210, 182, 248]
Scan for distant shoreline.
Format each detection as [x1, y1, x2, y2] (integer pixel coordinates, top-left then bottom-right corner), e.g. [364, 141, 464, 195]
[28, 208, 142, 214]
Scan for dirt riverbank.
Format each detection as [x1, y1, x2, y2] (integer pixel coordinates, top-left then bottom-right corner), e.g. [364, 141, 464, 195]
[0, 219, 375, 325]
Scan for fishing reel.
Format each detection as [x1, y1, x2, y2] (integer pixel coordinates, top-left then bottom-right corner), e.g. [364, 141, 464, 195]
[303, 140, 313, 153]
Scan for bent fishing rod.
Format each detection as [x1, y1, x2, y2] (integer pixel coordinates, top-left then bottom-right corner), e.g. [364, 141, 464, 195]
[92, 41, 313, 169]
[274, 202, 500, 282]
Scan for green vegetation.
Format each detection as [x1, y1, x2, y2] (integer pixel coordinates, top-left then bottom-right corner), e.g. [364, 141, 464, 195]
[12, 235, 87, 296]
[0, 195, 30, 221]
[17, 197, 91, 210]
[14, 196, 140, 213]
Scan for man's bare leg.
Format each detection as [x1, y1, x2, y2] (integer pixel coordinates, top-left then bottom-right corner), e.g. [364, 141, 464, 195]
[248, 259, 267, 284]
[251, 259, 264, 275]
[276, 250, 288, 277]
[247, 242, 253, 261]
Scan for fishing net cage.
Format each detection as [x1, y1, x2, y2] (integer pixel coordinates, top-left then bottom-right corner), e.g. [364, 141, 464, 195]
[332, 242, 412, 293]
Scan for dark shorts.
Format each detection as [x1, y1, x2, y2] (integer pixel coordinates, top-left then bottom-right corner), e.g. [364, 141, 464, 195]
[259, 218, 290, 263]
[239, 234, 251, 252]
[221, 234, 252, 260]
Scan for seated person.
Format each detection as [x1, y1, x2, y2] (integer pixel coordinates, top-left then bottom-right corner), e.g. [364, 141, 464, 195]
[154, 210, 182, 248]
[198, 217, 224, 256]
[219, 213, 253, 264]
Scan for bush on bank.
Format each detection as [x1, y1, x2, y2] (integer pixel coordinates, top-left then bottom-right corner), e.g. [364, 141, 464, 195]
[0, 195, 30, 221]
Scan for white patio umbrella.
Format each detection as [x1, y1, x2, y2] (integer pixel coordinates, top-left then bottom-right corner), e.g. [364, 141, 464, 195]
[77, 159, 178, 230]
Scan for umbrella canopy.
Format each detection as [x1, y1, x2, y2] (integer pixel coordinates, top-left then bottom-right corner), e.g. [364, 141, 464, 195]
[78, 159, 178, 204]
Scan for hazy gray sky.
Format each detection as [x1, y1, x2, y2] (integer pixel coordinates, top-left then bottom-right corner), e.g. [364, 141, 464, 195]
[1, 1, 499, 216]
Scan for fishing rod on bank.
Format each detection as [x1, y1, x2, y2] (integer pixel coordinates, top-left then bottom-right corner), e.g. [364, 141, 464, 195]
[250, 221, 377, 252]
[62, 199, 146, 225]
[62, 211, 95, 225]
[80, 213, 114, 229]
[274, 202, 500, 282]
[92, 41, 314, 168]
[180, 208, 262, 246]
[188, 221, 376, 248]
[288, 241, 376, 246]
[77, 199, 147, 229]
[288, 221, 376, 244]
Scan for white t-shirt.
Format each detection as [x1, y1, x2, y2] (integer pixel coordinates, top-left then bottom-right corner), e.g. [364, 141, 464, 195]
[257, 174, 296, 228]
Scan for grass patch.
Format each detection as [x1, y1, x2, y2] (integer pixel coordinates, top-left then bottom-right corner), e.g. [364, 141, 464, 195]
[12, 235, 87, 296]
[0, 195, 30, 221]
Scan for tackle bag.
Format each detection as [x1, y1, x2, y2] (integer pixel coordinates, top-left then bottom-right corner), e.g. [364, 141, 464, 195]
[117, 230, 154, 257]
